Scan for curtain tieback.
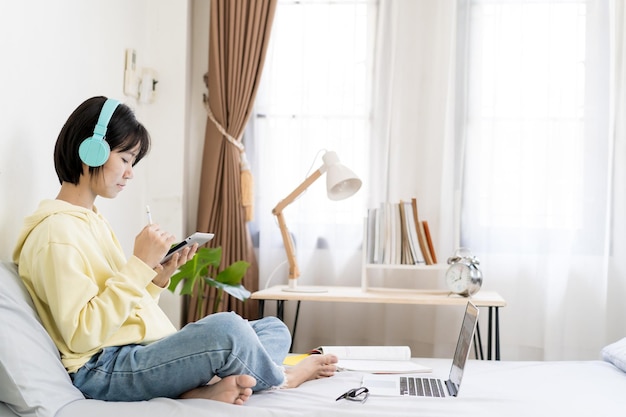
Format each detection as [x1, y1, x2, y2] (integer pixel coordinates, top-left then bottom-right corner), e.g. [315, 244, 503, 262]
[205, 101, 244, 151]
[204, 101, 254, 222]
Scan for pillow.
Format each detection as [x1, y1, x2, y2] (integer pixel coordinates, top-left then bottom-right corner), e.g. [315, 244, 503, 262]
[601, 337, 626, 373]
[0, 261, 84, 417]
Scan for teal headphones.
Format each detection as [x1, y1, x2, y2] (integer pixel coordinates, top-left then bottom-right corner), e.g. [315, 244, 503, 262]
[78, 98, 121, 167]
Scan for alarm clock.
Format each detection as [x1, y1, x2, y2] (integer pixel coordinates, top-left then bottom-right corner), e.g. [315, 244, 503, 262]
[445, 248, 483, 297]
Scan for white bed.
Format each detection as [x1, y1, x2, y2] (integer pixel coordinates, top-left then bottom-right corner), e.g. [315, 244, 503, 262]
[2, 260, 626, 417]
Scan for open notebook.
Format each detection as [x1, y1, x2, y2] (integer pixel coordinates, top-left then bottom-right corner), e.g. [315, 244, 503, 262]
[310, 345, 431, 374]
[285, 345, 431, 374]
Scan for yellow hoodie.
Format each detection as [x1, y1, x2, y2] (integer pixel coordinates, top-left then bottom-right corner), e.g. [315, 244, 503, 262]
[13, 199, 177, 373]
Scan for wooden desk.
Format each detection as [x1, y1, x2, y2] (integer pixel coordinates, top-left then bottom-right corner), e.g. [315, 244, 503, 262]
[251, 286, 506, 360]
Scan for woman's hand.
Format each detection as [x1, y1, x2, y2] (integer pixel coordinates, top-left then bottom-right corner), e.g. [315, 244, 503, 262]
[151, 243, 199, 288]
[133, 224, 177, 269]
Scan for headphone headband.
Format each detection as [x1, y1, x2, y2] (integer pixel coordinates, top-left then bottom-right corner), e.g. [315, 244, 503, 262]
[78, 98, 121, 167]
[93, 99, 120, 140]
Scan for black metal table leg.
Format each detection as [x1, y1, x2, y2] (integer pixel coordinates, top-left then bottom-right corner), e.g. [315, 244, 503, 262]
[487, 307, 493, 360]
[495, 307, 500, 360]
[276, 300, 284, 321]
[265, 300, 300, 353]
[290, 301, 301, 353]
[474, 322, 484, 360]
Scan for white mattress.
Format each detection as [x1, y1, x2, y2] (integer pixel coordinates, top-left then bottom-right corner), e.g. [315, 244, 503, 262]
[2, 358, 623, 417]
[247, 358, 625, 416]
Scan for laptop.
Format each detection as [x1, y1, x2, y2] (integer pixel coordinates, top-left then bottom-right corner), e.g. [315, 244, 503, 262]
[361, 301, 479, 398]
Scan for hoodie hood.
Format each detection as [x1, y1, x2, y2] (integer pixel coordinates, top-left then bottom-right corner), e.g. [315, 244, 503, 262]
[13, 199, 95, 264]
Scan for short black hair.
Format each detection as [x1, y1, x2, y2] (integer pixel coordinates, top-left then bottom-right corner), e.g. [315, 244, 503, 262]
[54, 96, 151, 185]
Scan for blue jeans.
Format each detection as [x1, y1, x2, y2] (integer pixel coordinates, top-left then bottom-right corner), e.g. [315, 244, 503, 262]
[70, 313, 291, 401]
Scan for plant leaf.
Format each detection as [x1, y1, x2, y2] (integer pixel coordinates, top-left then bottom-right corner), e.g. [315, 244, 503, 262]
[168, 247, 223, 295]
[195, 246, 222, 268]
[204, 277, 251, 301]
[224, 284, 251, 301]
[168, 256, 200, 294]
[215, 261, 250, 285]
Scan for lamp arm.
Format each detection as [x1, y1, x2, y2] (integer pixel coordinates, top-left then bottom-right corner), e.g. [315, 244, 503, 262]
[272, 168, 323, 214]
[272, 168, 324, 280]
[274, 211, 299, 279]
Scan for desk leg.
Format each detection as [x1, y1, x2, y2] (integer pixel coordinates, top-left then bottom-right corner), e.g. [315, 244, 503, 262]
[474, 324, 484, 360]
[486, 307, 501, 361]
[267, 301, 300, 353]
[258, 300, 265, 318]
[495, 307, 500, 360]
[276, 300, 285, 321]
[487, 307, 493, 360]
[289, 301, 301, 353]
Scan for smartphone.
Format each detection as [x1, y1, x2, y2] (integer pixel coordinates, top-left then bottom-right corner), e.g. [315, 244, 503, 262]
[160, 232, 214, 264]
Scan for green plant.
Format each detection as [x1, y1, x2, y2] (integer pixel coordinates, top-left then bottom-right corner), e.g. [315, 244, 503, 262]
[168, 247, 250, 316]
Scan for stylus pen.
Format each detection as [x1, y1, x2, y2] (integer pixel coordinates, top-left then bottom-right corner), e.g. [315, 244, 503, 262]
[146, 205, 153, 225]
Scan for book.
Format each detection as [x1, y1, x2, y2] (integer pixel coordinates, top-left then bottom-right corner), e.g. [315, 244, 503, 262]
[403, 200, 425, 264]
[393, 203, 402, 264]
[374, 207, 383, 263]
[382, 202, 392, 264]
[388, 202, 402, 264]
[397, 201, 414, 264]
[366, 208, 377, 263]
[422, 220, 438, 264]
[309, 345, 432, 374]
[411, 198, 434, 265]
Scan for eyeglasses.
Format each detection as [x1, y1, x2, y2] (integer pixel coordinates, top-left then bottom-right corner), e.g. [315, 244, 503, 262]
[336, 387, 369, 404]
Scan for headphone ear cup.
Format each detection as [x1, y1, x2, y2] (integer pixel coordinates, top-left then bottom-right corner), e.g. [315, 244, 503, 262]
[79, 136, 111, 167]
[78, 98, 120, 167]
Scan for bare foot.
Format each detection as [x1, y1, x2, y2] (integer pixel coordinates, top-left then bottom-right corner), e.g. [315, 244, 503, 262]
[283, 354, 338, 388]
[180, 374, 256, 405]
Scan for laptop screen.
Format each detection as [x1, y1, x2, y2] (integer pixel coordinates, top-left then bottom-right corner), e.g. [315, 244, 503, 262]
[448, 301, 479, 388]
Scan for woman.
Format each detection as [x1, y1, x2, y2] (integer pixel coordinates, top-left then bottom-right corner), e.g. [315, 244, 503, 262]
[13, 96, 337, 405]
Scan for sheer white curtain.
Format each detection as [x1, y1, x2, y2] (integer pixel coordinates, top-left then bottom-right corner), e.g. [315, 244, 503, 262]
[367, 0, 461, 358]
[458, 0, 626, 360]
[249, 0, 376, 351]
[607, 0, 626, 348]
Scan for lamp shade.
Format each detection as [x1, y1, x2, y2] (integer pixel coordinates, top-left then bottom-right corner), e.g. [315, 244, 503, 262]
[322, 151, 362, 200]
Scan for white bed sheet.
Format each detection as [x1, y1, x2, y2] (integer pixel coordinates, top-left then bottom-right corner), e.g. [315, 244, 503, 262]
[247, 358, 626, 416]
[2, 358, 623, 417]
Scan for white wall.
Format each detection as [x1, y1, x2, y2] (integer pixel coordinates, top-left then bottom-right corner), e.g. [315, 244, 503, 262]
[0, 0, 190, 327]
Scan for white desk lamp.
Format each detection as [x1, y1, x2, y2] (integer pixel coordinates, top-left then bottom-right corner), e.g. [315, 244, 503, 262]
[272, 150, 362, 293]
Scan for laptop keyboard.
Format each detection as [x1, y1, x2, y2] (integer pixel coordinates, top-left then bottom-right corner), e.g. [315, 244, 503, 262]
[400, 377, 447, 397]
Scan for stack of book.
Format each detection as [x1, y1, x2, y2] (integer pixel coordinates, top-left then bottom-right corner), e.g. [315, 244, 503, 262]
[365, 198, 437, 265]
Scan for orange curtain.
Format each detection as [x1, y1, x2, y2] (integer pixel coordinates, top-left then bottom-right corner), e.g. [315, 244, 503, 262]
[187, 0, 277, 323]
